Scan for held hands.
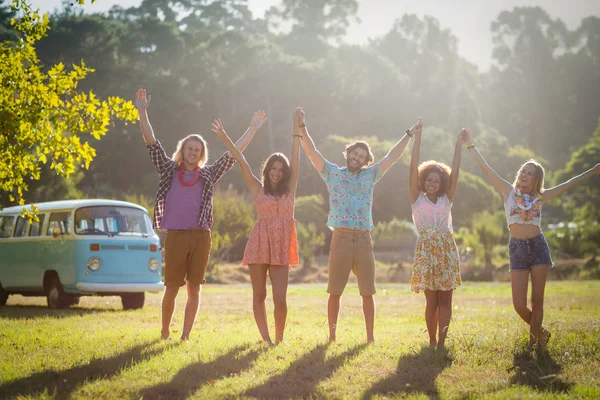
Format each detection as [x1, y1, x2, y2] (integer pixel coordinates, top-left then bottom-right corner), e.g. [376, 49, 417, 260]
[250, 110, 267, 131]
[135, 89, 151, 110]
[293, 106, 305, 127]
[458, 128, 471, 145]
[211, 119, 227, 139]
[410, 117, 424, 137]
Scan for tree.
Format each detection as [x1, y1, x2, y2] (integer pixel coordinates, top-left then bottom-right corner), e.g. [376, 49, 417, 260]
[552, 118, 600, 224]
[0, 0, 137, 210]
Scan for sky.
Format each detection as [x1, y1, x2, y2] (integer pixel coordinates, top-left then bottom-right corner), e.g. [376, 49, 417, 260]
[28, 0, 600, 71]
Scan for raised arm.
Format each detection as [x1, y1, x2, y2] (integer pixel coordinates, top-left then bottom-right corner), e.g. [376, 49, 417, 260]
[542, 163, 600, 201]
[296, 108, 327, 173]
[211, 119, 262, 198]
[234, 110, 267, 152]
[135, 89, 156, 145]
[465, 132, 512, 200]
[380, 118, 423, 176]
[289, 108, 302, 197]
[447, 128, 469, 202]
[408, 126, 422, 205]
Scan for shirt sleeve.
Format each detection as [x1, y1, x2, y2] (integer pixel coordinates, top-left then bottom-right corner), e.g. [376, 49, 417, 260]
[147, 140, 176, 175]
[318, 160, 336, 186]
[203, 151, 236, 184]
[366, 162, 382, 184]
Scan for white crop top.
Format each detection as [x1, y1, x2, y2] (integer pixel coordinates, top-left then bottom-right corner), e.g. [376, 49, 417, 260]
[504, 188, 543, 228]
[411, 193, 453, 233]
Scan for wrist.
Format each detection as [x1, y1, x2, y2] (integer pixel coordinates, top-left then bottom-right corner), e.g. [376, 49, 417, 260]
[466, 143, 475, 150]
[405, 129, 413, 137]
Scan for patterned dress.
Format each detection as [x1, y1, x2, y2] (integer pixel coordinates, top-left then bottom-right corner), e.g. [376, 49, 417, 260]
[242, 188, 299, 268]
[410, 193, 461, 293]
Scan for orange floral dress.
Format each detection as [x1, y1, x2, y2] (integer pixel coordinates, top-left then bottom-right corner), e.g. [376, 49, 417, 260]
[242, 188, 299, 268]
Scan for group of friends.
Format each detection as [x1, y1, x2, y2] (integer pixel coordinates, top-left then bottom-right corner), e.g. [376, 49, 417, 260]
[135, 88, 600, 349]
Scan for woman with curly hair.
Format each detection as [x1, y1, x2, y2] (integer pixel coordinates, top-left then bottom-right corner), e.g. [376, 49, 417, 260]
[409, 124, 469, 349]
[464, 131, 600, 347]
[211, 109, 301, 345]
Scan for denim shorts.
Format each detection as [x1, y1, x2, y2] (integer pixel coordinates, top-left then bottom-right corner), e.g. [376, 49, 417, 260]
[508, 233, 554, 271]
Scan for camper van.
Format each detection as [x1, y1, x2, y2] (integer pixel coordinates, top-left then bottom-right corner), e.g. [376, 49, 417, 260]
[0, 199, 163, 309]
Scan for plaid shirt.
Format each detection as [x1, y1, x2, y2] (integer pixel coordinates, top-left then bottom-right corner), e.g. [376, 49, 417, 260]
[147, 140, 236, 230]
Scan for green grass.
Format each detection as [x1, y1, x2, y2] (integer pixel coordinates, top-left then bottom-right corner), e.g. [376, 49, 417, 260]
[1, 281, 600, 399]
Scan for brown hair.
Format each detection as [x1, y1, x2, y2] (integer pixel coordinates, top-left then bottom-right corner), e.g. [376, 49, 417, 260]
[172, 134, 208, 167]
[513, 160, 545, 195]
[261, 153, 291, 197]
[343, 141, 374, 166]
[418, 160, 451, 197]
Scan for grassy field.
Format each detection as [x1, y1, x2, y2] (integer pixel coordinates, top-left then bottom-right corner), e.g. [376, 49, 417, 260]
[1, 281, 599, 399]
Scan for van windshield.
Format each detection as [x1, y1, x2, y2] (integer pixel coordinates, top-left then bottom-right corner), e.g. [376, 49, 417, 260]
[75, 206, 153, 236]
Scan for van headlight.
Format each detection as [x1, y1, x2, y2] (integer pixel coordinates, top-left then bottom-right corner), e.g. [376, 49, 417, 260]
[148, 258, 160, 272]
[87, 257, 102, 271]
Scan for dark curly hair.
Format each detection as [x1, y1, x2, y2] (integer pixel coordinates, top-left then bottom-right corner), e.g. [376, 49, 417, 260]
[261, 153, 291, 197]
[418, 160, 451, 197]
[343, 141, 374, 166]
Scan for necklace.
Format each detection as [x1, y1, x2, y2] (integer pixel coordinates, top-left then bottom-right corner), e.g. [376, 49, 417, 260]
[178, 165, 200, 187]
[513, 186, 543, 221]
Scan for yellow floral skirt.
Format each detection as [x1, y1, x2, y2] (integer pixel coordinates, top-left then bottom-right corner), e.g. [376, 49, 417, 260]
[411, 228, 461, 293]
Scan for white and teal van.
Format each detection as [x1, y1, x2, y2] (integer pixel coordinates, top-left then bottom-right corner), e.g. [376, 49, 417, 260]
[0, 199, 163, 310]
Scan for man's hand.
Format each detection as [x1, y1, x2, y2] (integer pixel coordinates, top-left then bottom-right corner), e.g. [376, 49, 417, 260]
[135, 88, 151, 110]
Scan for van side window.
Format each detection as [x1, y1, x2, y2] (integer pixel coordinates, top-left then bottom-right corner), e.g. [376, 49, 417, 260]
[46, 212, 72, 236]
[0, 216, 15, 238]
[30, 214, 46, 237]
[14, 216, 29, 237]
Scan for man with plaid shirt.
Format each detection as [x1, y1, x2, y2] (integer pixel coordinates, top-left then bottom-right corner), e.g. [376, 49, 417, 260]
[135, 89, 266, 340]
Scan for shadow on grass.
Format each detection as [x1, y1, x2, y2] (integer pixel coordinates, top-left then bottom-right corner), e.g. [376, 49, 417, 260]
[138, 343, 262, 399]
[0, 305, 123, 320]
[0, 339, 168, 399]
[362, 346, 451, 400]
[508, 344, 573, 392]
[245, 342, 367, 399]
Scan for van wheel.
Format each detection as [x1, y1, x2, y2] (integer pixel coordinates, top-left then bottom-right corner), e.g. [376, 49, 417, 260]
[0, 284, 8, 306]
[121, 293, 145, 310]
[46, 277, 71, 309]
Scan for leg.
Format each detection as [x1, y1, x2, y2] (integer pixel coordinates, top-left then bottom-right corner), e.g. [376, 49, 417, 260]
[161, 285, 180, 339]
[424, 290, 439, 347]
[437, 290, 453, 349]
[269, 265, 289, 344]
[510, 270, 532, 325]
[181, 282, 201, 341]
[362, 295, 375, 343]
[529, 265, 549, 344]
[181, 230, 211, 341]
[328, 294, 342, 342]
[355, 232, 377, 343]
[249, 264, 272, 343]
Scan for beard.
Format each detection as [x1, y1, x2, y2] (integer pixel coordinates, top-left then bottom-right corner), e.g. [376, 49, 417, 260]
[347, 160, 364, 173]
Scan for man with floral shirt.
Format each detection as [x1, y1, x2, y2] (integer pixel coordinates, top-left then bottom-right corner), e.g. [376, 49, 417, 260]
[135, 89, 266, 340]
[296, 107, 422, 343]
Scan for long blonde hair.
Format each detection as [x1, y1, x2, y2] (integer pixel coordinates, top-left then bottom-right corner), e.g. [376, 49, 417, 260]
[513, 160, 545, 195]
[172, 134, 208, 167]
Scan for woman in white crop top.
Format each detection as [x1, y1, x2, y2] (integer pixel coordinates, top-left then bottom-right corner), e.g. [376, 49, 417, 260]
[408, 124, 469, 350]
[464, 131, 600, 347]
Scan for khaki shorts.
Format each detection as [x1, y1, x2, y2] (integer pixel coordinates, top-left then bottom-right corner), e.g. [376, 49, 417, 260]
[164, 230, 212, 287]
[327, 229, 376, 296]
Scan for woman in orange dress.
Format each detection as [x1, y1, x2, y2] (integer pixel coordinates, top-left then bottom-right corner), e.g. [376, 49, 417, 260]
[212, 109, 301, 344]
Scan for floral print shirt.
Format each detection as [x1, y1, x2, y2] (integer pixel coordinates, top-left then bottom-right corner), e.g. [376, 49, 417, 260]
[319, 161, 381, 231]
